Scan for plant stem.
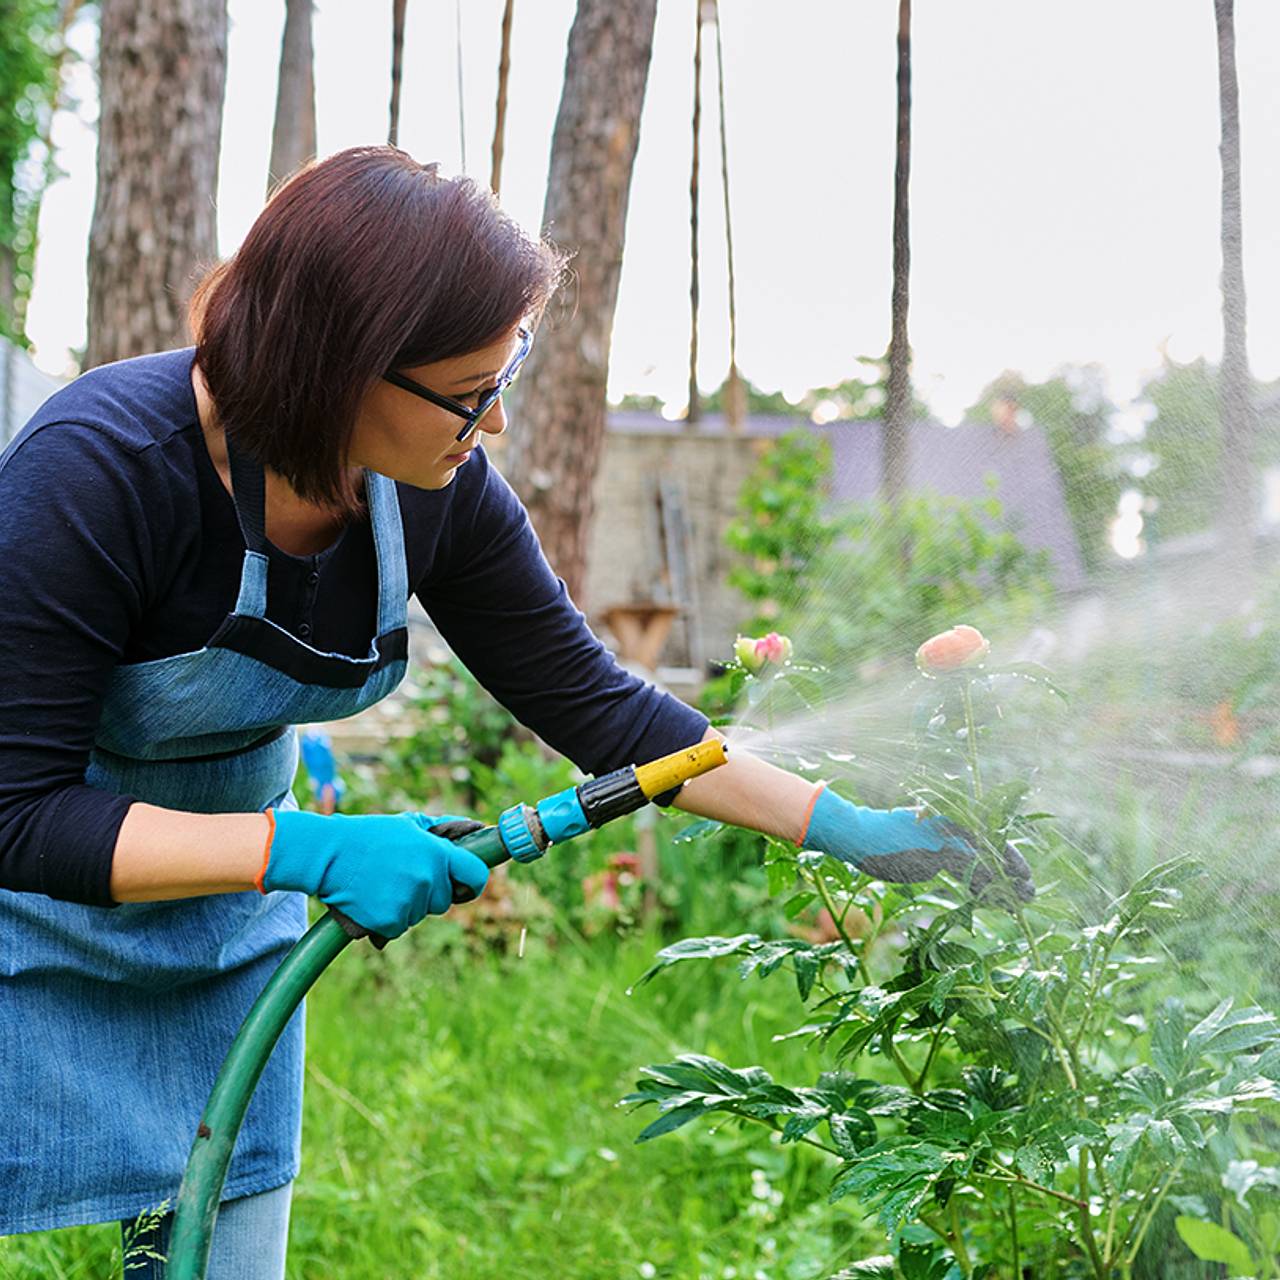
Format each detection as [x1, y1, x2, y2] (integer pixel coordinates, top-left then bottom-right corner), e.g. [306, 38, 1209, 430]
[1103, 1173, 1119, 1266]
[888, 1036, 920, 1094]
[1009, 1186, 1021, 1279]
[1115, 1168, 1165, 1260]
[914, 1022, 946, 1094]
[979, 1171, 1088, 1211]
[961, 682, 983, 801]
[762, 1115, 842, 1159]
[812, 871, 871, 985]
[917, 1210, 952, 1244]
[1123, 1156, 1183, 1268]
[950, 1199, 974, 1276]
[1077, 1147, 1108, 1280]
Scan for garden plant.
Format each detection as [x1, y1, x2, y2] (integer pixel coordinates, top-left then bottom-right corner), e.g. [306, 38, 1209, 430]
[625, 630, 1280, 1278]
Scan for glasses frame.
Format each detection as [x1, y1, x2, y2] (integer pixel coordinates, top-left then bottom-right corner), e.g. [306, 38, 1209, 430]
[382, 325, 534, 444]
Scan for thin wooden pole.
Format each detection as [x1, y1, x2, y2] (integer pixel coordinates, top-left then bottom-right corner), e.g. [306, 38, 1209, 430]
[712, 0, 744, 432]
[455, 0, 468, 172]
[1213, 0, 1255, 575]
[388, 0, 406, 145]
[688, 0, 704, 424]
[490, 0, 515, 195]
[882, 0, 912, 505]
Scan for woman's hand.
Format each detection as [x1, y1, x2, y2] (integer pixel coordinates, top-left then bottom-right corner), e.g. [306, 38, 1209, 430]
[801, 785, 1035, 903]
[260, 811, 491, 938]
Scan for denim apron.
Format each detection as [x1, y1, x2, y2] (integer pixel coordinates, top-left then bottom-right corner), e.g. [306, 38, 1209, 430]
[0, 441, 409, 1234]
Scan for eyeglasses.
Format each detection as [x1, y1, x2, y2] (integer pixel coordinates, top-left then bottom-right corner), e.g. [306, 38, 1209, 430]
[382, 325, 534, 444]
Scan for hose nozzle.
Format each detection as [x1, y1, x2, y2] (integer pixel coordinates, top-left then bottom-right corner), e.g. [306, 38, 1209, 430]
[634, 738, 728, 798]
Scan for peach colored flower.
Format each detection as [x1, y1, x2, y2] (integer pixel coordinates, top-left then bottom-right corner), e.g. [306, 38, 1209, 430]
[916, 624, 990, 674]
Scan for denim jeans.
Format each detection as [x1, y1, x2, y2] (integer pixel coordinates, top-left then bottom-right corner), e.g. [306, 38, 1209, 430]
[121, 1182, 292, 1280]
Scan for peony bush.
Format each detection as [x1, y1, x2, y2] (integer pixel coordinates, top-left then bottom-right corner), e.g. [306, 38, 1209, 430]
[624, 632, 1280, 1278]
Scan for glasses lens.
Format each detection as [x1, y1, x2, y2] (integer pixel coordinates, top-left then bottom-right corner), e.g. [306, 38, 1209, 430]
[452, 329, 533, 443]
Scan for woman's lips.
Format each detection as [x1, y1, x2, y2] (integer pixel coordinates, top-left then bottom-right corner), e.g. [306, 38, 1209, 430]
[443, 450, 473, 464]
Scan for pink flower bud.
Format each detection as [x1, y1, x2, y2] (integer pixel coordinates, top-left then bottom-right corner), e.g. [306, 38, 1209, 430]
[754, 632, 793, 665]
[734, 632, 793, 672]
[915, 624, 990, 673]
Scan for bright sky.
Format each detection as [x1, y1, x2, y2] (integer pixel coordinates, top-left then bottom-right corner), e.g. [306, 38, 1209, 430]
[24, 1, 1280, 424]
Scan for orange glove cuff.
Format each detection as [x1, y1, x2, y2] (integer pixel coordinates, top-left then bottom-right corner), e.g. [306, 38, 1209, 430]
[255, 809, 277, 894]
[796, 781, 828, 847]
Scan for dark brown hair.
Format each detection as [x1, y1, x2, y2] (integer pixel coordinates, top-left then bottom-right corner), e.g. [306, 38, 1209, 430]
[191, 146, 565, 510]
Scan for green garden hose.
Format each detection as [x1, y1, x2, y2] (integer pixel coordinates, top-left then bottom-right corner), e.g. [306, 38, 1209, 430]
[166, 739, 727, 1279]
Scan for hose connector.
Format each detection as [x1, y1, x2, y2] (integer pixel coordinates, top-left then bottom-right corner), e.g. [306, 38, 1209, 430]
[497, 804, 546, 863]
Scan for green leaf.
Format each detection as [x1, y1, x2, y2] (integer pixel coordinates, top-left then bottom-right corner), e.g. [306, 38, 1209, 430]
[828, 1109, 877, 1157]
[899, 1241, 960, 1280]
[671, 819, 725, 844]
[1223, 1159, 1280, 1208]
[634, 1101, 708, 1142]
[828, 1141, 966, 1234]
[634, 934, 761, 985]
[1174, 1216, 1256, 1274]
[1186, 1000, 1280, 1062]
[767, 857, 796, 896]
[1151, 998, 1188, 1084]
[827, 1260, 896, 1280]
[794, 951, 822, 1001]
[784, 890, 819, 919]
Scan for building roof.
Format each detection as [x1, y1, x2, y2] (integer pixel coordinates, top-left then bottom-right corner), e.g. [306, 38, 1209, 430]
[607, 410, 1088, 592]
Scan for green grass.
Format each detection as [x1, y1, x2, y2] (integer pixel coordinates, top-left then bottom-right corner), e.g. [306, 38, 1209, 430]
[0, 920, 883, 1280]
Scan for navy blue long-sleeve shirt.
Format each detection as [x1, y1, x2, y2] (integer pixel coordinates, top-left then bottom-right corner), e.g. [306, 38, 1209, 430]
[0, 349, 707, 906]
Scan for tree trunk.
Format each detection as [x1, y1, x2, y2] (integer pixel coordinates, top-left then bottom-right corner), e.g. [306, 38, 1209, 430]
[389, 0, 406, 146]
[881, 0, 912, 505]
[505, 0, 659, 607]
[267, 0, 315, 191]
[85, 0, 226, 368]
[1213, 0, 1255, 577]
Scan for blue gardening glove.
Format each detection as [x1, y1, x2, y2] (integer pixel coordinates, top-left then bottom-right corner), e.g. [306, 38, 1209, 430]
[258, 810, 491, 938]
[801, 785, 1035, 903]
[300, 729, 345, 811]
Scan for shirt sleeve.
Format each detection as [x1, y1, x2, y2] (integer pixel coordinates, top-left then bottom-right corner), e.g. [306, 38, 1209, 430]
[0, 422, 164, 905]
[414, 447, 709, 786]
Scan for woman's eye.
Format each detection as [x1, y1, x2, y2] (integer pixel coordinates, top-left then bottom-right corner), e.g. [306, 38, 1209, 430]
[463, 385, 496, 406]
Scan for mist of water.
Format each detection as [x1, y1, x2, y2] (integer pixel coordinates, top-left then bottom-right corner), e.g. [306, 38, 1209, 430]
[703, 479, 1280, 1005]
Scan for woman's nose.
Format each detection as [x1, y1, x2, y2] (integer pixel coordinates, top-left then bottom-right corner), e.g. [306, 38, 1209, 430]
[479, 398, 508, 439]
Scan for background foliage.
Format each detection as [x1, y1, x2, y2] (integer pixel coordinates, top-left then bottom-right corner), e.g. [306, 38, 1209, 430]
[0, 0, 64, 342]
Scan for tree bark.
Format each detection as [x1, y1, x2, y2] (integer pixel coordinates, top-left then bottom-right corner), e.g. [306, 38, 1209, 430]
[1213, 0, 1255, 576]
[505, 0, 659, 607]
[85, 0, 226, 368]
[881, 0, 912, 505]
[267, 0, 315, 191]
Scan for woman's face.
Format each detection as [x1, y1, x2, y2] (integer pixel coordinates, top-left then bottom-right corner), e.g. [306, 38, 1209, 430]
[350, 325, 524, 490]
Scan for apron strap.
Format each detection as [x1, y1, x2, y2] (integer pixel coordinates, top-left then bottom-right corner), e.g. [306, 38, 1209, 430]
[225, 435, 268, 555]
[366, 473, 409, 636]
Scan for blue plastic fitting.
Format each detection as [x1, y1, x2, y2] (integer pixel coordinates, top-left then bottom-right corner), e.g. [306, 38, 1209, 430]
[536, 786, 590, 844]
[497, 804, 543, 864]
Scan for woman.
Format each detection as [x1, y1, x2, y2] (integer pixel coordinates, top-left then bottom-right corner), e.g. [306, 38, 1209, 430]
[0, 147, 1029, 1275]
